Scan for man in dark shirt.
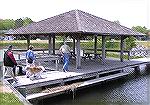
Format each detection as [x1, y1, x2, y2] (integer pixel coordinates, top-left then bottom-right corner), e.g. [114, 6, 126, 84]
[4, 45, 17, 80]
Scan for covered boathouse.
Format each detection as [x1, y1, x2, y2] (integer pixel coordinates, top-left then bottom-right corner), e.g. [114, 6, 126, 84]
[4, 10, 149, 103]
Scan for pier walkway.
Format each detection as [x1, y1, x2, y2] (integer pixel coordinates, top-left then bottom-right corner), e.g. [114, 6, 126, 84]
[5, 57, 150, 102]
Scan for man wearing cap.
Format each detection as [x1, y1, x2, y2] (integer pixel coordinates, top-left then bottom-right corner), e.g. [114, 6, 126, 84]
[4, 45, 17, 81]
[59, 42, 71, 72]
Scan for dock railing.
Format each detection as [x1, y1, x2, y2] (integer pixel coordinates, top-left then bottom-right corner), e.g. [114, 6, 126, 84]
[83, 48, 130, 60]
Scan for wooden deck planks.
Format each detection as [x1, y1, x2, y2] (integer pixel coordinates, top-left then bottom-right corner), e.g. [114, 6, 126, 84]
[11, 58, 149, 89]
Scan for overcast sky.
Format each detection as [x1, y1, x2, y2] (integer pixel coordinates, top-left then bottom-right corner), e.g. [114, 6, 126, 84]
[0, 0, 149, 28]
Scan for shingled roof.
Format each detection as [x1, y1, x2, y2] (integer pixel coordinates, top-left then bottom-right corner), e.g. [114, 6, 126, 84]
[6, 9, 145, 36]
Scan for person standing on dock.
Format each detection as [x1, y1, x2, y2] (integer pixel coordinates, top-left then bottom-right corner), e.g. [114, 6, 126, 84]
[26, 45, 36, 65]
[4, 45, 17, 81]
[59, 42, 71, 72]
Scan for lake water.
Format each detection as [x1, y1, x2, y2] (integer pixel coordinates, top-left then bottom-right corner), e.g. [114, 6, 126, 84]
[37, 65, 150, 105]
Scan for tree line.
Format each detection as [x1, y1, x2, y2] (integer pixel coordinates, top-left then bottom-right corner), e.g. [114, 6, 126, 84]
[0, 17, 33, 30]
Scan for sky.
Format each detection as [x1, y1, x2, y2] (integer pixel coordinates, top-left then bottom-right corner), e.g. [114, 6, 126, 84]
[0, 0, 149, 29]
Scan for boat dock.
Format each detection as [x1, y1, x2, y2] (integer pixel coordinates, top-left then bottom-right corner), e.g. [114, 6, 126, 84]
[4, 57, 150, 103]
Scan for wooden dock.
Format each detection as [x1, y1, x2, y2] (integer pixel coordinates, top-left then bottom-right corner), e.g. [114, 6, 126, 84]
[4, 57, 150, 102]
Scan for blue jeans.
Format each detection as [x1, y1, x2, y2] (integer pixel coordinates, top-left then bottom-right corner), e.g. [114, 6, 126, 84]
[63, 53, 70, 71]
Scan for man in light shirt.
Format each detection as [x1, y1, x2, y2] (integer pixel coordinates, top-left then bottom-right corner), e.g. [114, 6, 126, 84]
[59, 42, 71, 72]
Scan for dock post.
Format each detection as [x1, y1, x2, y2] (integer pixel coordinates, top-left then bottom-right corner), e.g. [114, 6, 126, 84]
[60, 79, 64, 86]
[96, 73, 99, 78]
[145, 63, 150, 73]
[133, 66, 140, 74]
[71, 88, 76, 100]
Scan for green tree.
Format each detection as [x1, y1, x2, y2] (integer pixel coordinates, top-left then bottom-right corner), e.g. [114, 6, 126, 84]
[125, 36, 137, 50]
[3, 19, 15, 30]
[0, 19, 15, 30]
[132, 26, 148, 34]
[15, 18, 24, 28]
[0, 20, 5, 30]
[23, 17, 33, 26]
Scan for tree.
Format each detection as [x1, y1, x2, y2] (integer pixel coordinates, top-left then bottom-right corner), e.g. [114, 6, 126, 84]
[132, 26, 148, 34]
[15, 18, 24, 28]
[0, 19, 15, 30]
[132, 26, 150, 40]
[3, 19, 15, 30]
[0, 20, 5, 30]
[114, 20, 120, 24]
[23, 17, 33, 26]
[125, 36, 137, 50]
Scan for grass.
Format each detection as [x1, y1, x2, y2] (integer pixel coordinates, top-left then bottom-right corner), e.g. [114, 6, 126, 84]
[106, 52, 143, 59]
[136, 41, 150, 48]
[0, 82, 23, 105]
[0, 93, 23, 105]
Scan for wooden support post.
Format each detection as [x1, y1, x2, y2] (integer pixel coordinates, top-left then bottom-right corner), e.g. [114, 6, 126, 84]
[52, 35, 55, 54]
[0, 61, 3, 81]
[18, 54, 20, 60]
[94, 35, 97, 59]
[27, 35, 30, 50]
[73, 39, 76, 54]
[48, 35, 52, 54]
[102, 36, 106, 62]
[76, 37, 81, 69]
[120, 36, 124, 62]
[128, 51, 130, 60]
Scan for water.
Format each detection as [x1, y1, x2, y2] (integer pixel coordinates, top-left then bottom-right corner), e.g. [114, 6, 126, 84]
[37, 66, 150, 105]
